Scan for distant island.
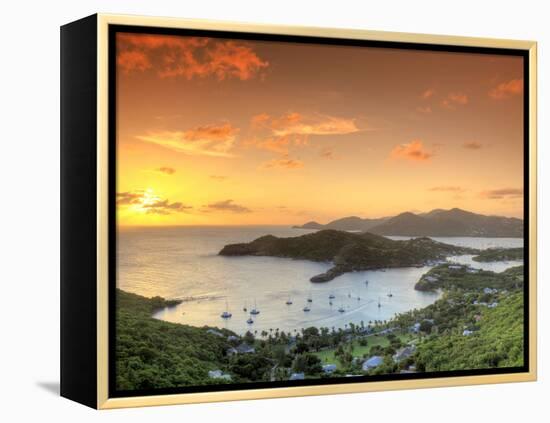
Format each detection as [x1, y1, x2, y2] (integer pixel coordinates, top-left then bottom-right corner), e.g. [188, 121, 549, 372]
[219, 230, 477, 282]
[293, 208, 523, 238]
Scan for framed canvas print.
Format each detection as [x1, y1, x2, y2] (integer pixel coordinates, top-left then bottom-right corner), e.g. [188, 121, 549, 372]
[60, 14, 537, 409]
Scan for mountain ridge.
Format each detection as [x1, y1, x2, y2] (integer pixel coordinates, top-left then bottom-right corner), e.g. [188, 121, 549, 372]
[293, 208, 522, 237]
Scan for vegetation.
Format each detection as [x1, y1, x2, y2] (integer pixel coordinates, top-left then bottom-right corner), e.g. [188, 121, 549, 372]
[219, 230, 477, 282]
[116, 263, 525, 390]
[414, 263, 524, 291]
[116, 289, 233, 390]
[415, 292, 524, 371]
[473, 247, 523, 262]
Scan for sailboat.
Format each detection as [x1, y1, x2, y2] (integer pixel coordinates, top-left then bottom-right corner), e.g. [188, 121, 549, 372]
[307, 292, 313, 303]
[250, 299, 260, 315]
[328, 294, 335, 299]
[377, 297, 381, 308]
[246, 317, 254, 324]
[220, 300, 232, 319]
[243, 300, 248, 312]
[303, 303, 311, 312]
[286, 296, 293, 305]
[387, 290, 393, 298]
[365, 279, 369, 286]
[338, 305, 345, 313]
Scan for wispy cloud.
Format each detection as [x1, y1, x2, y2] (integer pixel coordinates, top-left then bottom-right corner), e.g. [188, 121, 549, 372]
[156, 167, 176, 175]
[136, 123, 239, 157]
[421, 88, 435, 99]
[117, 33, 269, 81]
[320, 148, 337, 160]
[142, 199, 192, 215]
[441, 92, 468, 109]
[429, 186, 465, 193]
[416, 106, 432, 114]
[489, 78, 523, 100]
[117, 190, 192, 214]
[463, 141, 483, 150]
[390, 140, 433, 162]
[116, 191, 144, 205]
[268, 112, 360, 137]
[481, 188, 523, 200]
[260, 156, 305, 169]
[246, 112, 360, 158]
[210, 175, 228, 181]
[204, 199, 251, 213]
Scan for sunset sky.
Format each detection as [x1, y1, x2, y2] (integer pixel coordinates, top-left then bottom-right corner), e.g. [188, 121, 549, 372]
[116, 32, 524, 226]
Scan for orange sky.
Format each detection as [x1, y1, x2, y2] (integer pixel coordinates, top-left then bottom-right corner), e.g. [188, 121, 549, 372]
[115, 32, 525, 226]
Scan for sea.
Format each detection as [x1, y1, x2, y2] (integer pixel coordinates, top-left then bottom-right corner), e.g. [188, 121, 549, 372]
[117, 226, 523, 335]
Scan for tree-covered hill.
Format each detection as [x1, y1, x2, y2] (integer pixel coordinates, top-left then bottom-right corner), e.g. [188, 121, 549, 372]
[415, 292, 524, 371]
[473, 247, 523, 262]
[414, 264, 524, 292]
[219, 230, 477, 282]
[115, 289, 234, 391]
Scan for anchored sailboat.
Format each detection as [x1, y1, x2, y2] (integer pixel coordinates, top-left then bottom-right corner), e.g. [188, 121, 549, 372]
[250, 299, 260, 315]
[220, 299, 232, 319]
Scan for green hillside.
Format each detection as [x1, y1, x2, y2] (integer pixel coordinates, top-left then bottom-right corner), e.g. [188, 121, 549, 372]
[115, 289, 233, 391]
[415, 292, 524, 371]
[219, 230, 476, 282]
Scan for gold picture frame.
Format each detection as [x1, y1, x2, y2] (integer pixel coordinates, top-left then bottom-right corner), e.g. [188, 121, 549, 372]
[60, 13, 537, 409]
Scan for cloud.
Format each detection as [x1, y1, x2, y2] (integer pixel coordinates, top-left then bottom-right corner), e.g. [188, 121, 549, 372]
[142, 199, 192, 215]
[117, 190, 192, 214]
[421, 88, 435, 99]
[489, 78, 523, 100]
[210, 175, 228, 181]
[246, 112, 360, 155]
[247, 135, 292, 154]
[416, 106, 432, 114]
[116, 191, 144, 205]
[269, 113, 360, 137]
[204, 199, 251, 213]
[481, 188, 523, 200]
[261, 156, 305, 169]
[117, 33, 268, 81]
[441, 92, 468, 109]
[136, 123, 239, 157]
[320, 148, 337, 160]
[429, 186, 465, 193]
[390, 140, 433, 162]
[118, 50, 151, 73]
[463, 141, 482, 150]
[155, 167, 176, 175]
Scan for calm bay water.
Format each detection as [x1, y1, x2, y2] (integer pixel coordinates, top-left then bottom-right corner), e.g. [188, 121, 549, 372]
[117, 226, 522, 335]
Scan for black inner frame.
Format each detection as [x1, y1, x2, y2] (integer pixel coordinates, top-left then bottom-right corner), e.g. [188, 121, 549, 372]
[108, 24, 531, 399]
